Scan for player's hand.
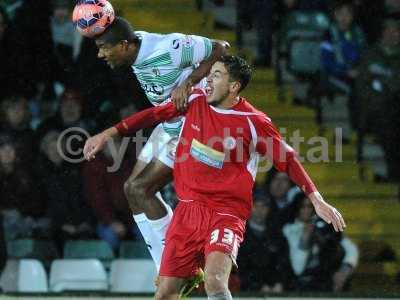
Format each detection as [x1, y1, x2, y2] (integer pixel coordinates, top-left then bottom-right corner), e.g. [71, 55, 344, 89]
[83, 131, 110, 161]
[171, 81, 192, 112]
[309, 192, 346, 232]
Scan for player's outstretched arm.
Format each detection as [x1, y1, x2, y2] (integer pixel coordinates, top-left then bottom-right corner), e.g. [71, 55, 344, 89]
[255, 116, 346, 232]
[171, 40, 228, 111]
[84, 101, 179, 161]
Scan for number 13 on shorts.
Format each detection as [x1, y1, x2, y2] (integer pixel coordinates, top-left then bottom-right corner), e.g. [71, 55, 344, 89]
[210, 228, 235, 245]
[209, 228, 239, 261]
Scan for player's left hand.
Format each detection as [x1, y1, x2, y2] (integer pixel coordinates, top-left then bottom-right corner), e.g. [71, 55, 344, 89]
[83, 132, 109, 161]
[309, 192, 346, 232]
[171, 81, 192, 112]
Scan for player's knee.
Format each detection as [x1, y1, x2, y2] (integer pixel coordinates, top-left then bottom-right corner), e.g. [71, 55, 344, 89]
[123, 179, 143, 208]
[204, 270, 228, 295]
[124, 178, 152, 202]
[124, 179, 134, 199]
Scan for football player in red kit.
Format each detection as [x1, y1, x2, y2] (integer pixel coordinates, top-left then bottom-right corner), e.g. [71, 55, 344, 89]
[84, 55, 345, 300]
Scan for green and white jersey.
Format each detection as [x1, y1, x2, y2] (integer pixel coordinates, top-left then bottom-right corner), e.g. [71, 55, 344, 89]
[132, 31, 213, 135]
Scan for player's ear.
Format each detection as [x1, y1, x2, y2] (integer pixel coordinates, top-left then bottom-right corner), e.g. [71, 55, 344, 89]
[230, 81, 241, 94]
[119, 39, 129, 50]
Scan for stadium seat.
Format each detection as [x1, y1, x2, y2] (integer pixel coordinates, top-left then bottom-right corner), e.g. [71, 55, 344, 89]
[49, 259, 108, 292]
[109, 259, 157, 292]
[119, 240, 151, 259]
[0, 259, 48, 292]
[280, 11, 330, 75]
[18, 259, 48, 292]
[64, 239, 114, 259]
[7, 239, 59, 262]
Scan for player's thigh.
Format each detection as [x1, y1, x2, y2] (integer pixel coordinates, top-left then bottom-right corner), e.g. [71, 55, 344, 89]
[129, 158, 149, 180]
[134, 158, 173, 193]
[204, 251, 232, 289]
[137, 123, 169, 167]
[156, 276, 185, 300]
[203, 215, 245, 290]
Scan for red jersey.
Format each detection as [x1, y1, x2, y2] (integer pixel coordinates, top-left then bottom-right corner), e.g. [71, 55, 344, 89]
[116, 89, 316, 220]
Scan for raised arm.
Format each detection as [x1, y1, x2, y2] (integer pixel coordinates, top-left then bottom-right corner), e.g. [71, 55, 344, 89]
[255, 116, 346, 232]
[83, 101, 180, 161]
[114, 101, 180, 135]
[171, 39, 228, 111]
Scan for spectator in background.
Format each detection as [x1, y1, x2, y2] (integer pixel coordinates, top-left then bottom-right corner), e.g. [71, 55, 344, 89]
[320, 0, 365, 134]
[0, 134, 50, 241]
[7, 0, 54, 98]
[238, 188, 290, 294]
[264, 169, 299, 228]
[321, 1, 365, 86]
[50, 0, 82, 86]
[1, 96, 36, 164]
[83, 136, 137, 252]
[283, 193, 359, 292]
[37, 130, 95, 249]
[356, 18, 400, 181]
[37, 88, 94, 139]
[236, 0, 273, 66]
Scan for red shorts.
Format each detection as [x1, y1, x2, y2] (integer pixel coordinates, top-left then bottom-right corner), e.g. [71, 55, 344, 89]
[159, 200, 246, 278]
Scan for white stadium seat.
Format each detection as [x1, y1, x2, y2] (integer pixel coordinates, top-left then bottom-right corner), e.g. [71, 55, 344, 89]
[49, 259, 108, 292]
[19, 259, 48, 292]
[0, 259, 48, 292]
[109, 259, 157, 293]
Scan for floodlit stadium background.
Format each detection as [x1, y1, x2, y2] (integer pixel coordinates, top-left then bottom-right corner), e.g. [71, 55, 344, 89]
[0, 0, 400, 298]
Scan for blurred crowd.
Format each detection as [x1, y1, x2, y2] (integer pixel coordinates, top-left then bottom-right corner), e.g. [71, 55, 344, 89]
[238, 172, 359, 294]
[236, 0, 400, 182]
[0, 0, 156, 266]
[1, 0, 397, 294]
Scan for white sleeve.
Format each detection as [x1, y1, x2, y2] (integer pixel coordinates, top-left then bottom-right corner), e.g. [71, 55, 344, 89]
[341, 237, 359, 268]
[167, 33, 213, 68]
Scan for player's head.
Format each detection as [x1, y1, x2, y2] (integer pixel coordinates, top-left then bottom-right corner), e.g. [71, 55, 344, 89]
[95, 17, 140, 69]
[206, 55, 252, 107]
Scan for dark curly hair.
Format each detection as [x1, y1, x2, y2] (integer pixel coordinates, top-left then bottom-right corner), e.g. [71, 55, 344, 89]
[217, 55, 252, 92]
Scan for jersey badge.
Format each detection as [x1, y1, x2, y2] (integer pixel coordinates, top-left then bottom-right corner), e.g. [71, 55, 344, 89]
[190, 138, 225, 169]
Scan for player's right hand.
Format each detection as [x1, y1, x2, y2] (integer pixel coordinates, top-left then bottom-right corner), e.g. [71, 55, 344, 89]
[171, 80, 192, 112]
[83, 132, 109, 161]
[308, 191, 346, 232]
